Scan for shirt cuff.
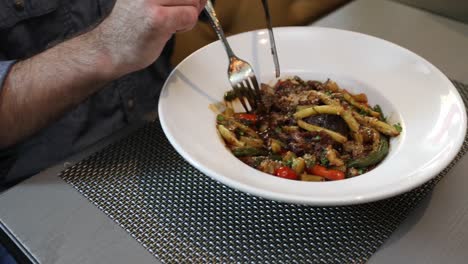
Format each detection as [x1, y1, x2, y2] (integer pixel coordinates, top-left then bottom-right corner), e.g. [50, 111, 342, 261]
[0, 60, 16, 92]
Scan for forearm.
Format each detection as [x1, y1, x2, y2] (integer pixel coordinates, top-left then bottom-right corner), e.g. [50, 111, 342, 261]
[0, 28, 115, 148]
[0, 0, 205, 149]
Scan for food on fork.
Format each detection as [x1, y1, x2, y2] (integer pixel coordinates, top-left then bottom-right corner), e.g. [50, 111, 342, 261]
[214, 76, 402, 181]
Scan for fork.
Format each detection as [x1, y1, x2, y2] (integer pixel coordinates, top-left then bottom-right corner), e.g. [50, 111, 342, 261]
[261, 0, 281, 78]
[204, 0, 262, 113]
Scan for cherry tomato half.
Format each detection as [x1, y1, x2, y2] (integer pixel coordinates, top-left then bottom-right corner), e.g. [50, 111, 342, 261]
[235, 113, 258, 124]
[309, 165, 345, 181]
[274, 166, 298, 180]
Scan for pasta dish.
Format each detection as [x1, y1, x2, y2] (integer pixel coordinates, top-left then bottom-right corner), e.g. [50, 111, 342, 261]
[215, 77, 401, 181]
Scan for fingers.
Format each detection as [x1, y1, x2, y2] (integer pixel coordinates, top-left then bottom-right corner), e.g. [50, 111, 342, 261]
[157, 0, 207, 14]
[148, 0, 206, 32]
[151, 5, 200, 33]
[198, 0, 208, 13]
[157, 0, 205, 11]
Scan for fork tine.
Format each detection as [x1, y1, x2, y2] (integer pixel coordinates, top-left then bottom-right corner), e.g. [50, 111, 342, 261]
[204, 1, 264, 113]
[241, 81, 257, 110]
[248, 76, 263, 110]
[242, 79, 257, 111]
[234, 84, 250, 113]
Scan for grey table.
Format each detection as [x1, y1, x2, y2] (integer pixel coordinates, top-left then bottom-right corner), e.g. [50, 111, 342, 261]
[1, 0, 468, 263]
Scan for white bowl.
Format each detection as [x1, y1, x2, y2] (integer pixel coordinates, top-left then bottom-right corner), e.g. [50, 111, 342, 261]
[158, 27, 466, 205]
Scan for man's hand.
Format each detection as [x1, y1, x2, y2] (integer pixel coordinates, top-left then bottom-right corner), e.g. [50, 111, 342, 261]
[96, 0, 207, 78]
[0, 0, 207, 148]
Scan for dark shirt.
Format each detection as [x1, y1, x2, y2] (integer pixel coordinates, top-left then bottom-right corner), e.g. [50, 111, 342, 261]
[0, 0, 173, 188]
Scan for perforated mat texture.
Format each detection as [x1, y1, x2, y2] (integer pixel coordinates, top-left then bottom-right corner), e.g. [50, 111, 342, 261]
[61, 81, 468, 263]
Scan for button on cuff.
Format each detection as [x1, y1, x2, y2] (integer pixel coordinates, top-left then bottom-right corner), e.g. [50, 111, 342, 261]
[127, 98, 135, 110]
[13, 0, 25, 11]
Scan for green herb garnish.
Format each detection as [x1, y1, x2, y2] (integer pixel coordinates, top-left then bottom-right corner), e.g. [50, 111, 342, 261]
[320, 156, 329, 167]
[373, 105, 386, 121]
[269, 154, 283, 161]
[393, 123, 403, 133]
[359, 109, 369, 116]
[284, 159, 293, 167]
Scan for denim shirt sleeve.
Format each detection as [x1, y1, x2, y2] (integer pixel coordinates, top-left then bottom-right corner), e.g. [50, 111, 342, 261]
[0, 61, 15, 184]
[0, 60, 16, 92]
[0, 60, 17, 188]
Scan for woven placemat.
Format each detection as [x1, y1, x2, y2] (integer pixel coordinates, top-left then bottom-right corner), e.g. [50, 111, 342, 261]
[61, 81, 468, 263]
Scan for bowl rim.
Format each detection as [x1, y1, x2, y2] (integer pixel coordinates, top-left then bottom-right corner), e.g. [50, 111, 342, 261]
[159, 26, 467, 205]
